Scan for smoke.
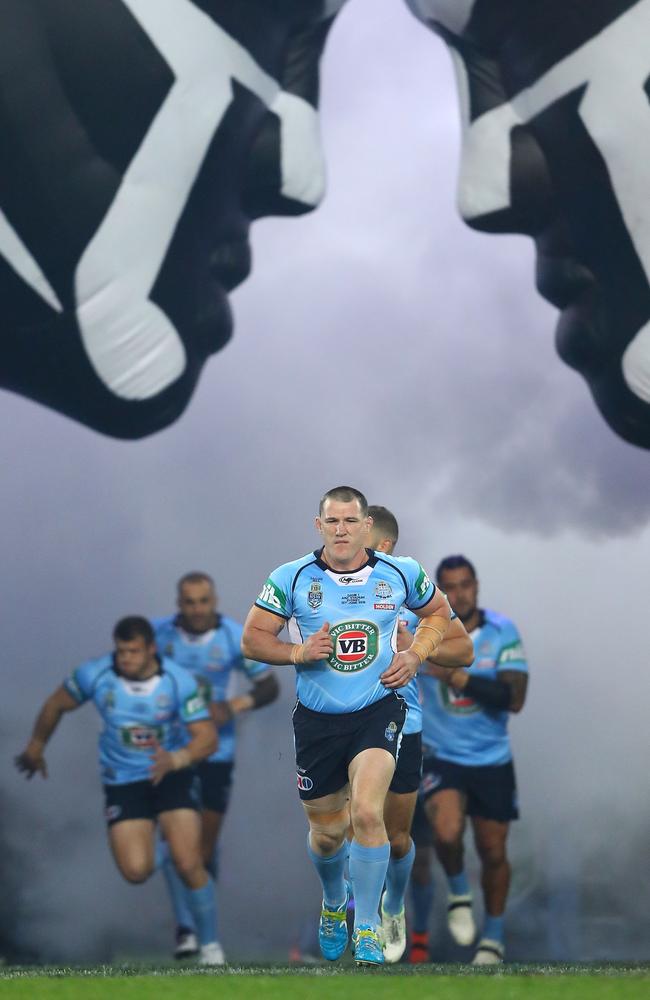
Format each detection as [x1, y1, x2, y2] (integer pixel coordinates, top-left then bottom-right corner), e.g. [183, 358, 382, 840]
[0, 0, 649, 964]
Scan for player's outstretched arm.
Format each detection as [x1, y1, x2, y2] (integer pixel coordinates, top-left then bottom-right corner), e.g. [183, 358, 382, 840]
[424, 617, 474, 671]
[149, 719, 217, 786]
[216, 671, 280, 723]
[241, 607, 333, 665]
[15, 685, 81, 779]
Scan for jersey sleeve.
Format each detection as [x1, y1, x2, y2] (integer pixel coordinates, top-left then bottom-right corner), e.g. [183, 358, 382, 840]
[402, 558, 436, 610]
[174, 665, 211, 723]
[255, 564, 294, 619]
[496, 621, 528, 674]
[63, 658, 101, 704]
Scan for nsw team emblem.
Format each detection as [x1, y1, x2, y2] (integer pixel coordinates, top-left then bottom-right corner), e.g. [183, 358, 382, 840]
[328, 621, 379, 673]
[375, 580, 392, 599]
[308, 581, 323, 609]
[384, 721, 398, 742]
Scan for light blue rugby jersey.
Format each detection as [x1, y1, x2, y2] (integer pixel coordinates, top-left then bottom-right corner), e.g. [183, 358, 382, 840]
[153, 615, 270, 763]
[419, 608, 528, 767]
[64, 654, 210, 785]
[256, 548, 436, 714]
[399, 600, 457, 736]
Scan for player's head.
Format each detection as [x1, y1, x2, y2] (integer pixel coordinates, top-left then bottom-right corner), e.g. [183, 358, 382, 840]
[176, 571, 218, 634]
[367, 505, 399, 554]
[406, 0, 650, 448]
[316, 485, 371, 567]
[1, 1, 347, 438]
[112, 616, 157, 678]
[435, 554, 478, 623]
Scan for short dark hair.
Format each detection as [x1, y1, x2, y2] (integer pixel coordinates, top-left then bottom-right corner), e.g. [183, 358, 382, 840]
[319, 486, 368, 517]
[367, 505, 399, 543]
[435, 555, 477, 583]
[177, 571, 215, 595]
[113, 616, 155, 645]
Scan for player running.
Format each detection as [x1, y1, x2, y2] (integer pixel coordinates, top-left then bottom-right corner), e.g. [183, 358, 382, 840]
[153, 571, 278, 961]
[415, 556, 529, 965]
[241, 486, 451, 967]
[365, 506, 473, 963]
[15, 616, 223, 966]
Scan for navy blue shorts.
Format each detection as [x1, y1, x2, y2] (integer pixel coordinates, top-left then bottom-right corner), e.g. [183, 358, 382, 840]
[103, 769, 201, 826]
[196, 760, 234, 814]
[419, 753, 519, 823]
[389, 731, 422, 794]
[292, 693, 407, 801]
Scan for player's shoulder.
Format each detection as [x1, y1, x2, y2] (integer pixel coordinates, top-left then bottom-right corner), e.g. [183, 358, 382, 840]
[375, 551, 419, 576]
[75, 651, 114, 677]
[159, 655, 194, 682]
[218, 613, 242, 634]
[482, 608, 520, 634]
[271, 550, 320, 579]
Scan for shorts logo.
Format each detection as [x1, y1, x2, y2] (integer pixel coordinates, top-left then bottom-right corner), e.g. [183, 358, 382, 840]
[420, 771, 442, 796]
[105, 805, 122, 822]
[384, 721, 398, 742]
[308, 582, 323, 609]
[328, 621, 379, 672]
[296, 774, 314, 791]
[375, 581, 392, 599]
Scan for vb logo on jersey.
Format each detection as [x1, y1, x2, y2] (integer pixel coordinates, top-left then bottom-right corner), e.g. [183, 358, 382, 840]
[328, 621, 378, 672]
[258, 580, 286, 614]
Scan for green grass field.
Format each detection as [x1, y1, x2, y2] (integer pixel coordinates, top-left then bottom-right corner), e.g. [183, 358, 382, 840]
[0, 965, 648, 999]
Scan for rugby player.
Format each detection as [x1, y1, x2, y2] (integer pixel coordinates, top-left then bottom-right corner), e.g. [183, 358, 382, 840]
[365, 507, 473, 963]
[153, 572, 278, 960]
[241, 486, 451, 967]
[15, 616, 223, 966]
[415, 556, 529, 965]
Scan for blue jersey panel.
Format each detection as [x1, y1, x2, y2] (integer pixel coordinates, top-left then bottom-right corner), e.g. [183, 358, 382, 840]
[153, 615, 269, 763]
[64, 654, 209, 785]
[398, 600, 457, 735]
[419, 609, 528, 766]
[255, 549, 436, 714]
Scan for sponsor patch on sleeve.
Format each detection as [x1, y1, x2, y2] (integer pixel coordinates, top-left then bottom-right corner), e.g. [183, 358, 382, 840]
[257, 578, 288, 615]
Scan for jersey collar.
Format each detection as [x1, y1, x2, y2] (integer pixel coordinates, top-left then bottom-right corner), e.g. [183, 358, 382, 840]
[313, 547, 377, 572]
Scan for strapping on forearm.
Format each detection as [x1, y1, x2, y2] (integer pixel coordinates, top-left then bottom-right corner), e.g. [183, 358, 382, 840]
[290, 643, 305, 664]
[409, 614, 449, 665]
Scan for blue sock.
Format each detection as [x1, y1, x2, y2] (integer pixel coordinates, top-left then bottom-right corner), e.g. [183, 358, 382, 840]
[483, 913, 505, 943]
[410, 879, 434, 934]
[162, 853, 196, 932]
[448, 871, 470, 896]
[307, 837, 348, 909]
[383, 840, 415, 915]
[187, 879, 217, 947]
[349, 839, 390, 930]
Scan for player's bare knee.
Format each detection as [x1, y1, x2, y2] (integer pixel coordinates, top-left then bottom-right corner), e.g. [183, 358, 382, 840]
[351, 802, 383, 840]
[389, 828, 411, 858]
[120, 860, 152, 884]
[434, 820, 463, 849]
[478, 843, 508, 868]
[310, 826, 345, 855]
